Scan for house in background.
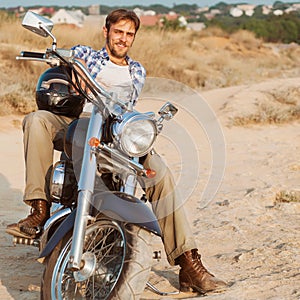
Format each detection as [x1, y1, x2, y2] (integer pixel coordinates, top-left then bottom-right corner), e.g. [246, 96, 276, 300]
[187, 22, 206, 31]
[230, 5, 256, 17]
[51, 9, 85, 27]
[88, 4, 100, 15]
[230, 7, 243, 17]
[138, 13, 187, 28]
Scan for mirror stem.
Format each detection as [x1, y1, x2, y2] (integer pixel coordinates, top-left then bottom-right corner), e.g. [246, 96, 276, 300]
[40, 23, 57, 50]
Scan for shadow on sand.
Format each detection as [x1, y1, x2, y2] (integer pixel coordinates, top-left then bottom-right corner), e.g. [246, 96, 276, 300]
[0, 173, 42, 300]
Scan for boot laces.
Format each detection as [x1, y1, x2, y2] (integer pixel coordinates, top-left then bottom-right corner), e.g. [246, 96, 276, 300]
[20, 225, 39, 236]
[18, 200, 48, 229]
[191, 249, 213, 276]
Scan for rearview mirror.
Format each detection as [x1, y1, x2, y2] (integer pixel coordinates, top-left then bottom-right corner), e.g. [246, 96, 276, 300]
[158, 102, 178, 121]
[22, 11, 54, 37]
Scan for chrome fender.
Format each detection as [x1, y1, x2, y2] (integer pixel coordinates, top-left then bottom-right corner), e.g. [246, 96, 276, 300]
[39, 192, 161, 259]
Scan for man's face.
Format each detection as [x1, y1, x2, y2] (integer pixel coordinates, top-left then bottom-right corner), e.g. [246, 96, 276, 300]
[103, 19, 136, 61]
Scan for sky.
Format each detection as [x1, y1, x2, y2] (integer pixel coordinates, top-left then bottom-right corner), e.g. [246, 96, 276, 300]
[0, 0, 297, 9]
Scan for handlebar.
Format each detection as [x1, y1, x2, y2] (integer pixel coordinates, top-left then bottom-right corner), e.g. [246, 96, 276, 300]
[72, 59, 117, 100]
[20, 51, 45, 59]
[16, 48, 133, 113]
[72, 59, 132, 111]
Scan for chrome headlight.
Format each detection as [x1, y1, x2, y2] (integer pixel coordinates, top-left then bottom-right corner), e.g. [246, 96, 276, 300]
[112, 112, 157, 157]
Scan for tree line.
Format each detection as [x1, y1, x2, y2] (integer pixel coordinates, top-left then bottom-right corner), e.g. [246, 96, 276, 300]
[2, 2, 300, 44]
[207, 12, 300, 44]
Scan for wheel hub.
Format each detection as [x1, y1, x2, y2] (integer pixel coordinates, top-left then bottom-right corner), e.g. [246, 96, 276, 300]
[73, 252, 97, 282]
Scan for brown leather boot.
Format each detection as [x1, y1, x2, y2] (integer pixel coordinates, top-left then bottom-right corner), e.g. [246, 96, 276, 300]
[176, 249, 227, 294]
[6, 199, 50, 238]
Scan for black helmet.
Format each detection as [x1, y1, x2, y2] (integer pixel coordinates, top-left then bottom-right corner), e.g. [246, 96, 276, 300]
[36, 66, 85, 118]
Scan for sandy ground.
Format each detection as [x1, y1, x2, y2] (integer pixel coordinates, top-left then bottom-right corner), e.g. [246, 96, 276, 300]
[0, 77, 299, 299]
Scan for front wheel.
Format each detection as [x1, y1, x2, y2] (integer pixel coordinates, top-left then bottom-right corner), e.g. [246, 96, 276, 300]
[41, 216, 153, 299]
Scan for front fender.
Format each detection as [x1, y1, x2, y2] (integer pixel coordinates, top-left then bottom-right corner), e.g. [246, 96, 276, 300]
[39, 208, 76, 259]
[39, 192, 161, 259]
[93, 191, 161, 236]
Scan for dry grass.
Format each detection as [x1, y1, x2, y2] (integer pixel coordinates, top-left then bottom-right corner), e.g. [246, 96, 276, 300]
[1, 15, 300, 118]
[231, 86, 300, 126]
[230, 29, 263, 50]
[0, 45, 47, 115]
[276, 190, 300, 203]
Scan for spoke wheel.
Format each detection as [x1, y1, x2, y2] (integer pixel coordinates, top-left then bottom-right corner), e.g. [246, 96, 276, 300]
[41, 216, 152, 300]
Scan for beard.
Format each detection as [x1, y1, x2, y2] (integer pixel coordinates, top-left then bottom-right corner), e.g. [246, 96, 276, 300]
[106, 37, 129, 59]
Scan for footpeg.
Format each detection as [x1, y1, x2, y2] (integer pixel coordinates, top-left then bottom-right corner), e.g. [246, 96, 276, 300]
[13, 236, 40, 247]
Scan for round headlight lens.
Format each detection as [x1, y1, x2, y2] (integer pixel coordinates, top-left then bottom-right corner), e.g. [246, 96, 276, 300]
[118, 116, 157, 157]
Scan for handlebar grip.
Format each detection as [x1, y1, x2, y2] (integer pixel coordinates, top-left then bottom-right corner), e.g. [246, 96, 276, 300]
[20, 51, 45, 59]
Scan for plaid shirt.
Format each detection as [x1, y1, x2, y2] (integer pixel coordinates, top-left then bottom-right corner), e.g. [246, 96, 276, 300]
[72, 45, 146, 105]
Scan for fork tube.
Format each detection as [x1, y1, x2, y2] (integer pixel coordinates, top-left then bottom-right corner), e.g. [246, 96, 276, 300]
[121, 157, 138, 195]
[122, 174, 137, 195]
[68, 106, 103, 270]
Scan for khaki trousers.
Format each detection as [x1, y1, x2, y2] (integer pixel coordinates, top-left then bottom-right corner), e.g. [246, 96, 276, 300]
[142, 153, 197, 265]
[23, 110, 196, 265]
[23, 110, 74, 203]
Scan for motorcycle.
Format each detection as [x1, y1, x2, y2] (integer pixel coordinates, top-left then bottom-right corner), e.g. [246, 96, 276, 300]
[11, 11, 179, 299]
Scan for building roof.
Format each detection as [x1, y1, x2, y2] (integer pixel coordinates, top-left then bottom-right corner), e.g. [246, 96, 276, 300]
[51, 9, 85, 27]
[139, 13, 180, 27]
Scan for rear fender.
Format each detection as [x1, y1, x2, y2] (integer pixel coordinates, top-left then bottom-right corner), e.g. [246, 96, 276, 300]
[39, 192, 161, 259]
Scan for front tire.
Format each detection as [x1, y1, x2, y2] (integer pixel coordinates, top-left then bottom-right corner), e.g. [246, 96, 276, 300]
[41, 216, 153, 299]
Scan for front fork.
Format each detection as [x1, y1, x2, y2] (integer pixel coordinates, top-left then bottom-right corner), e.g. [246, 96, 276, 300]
[68, 107, 103, 270]
[120, 157, 139, 195]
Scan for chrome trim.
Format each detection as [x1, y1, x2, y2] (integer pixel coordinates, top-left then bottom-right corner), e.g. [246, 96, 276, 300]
[122, 173, 137, 195]
[40, 207, 72, 253]
[50, 161, 66, 201]
[146, 282, 179, 296]
[22, 11, 54, 37]
[69, 107, 103, 270]
[44, 207, 72, 232]
[97, 143, 147, 176]
[50, 202, 64, 215]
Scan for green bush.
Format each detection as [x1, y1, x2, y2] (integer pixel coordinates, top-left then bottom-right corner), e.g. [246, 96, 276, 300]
[207, 12, 300, 44]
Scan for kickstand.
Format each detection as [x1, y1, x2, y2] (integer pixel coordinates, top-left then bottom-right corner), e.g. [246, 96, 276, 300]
[146, 281, 180, 296]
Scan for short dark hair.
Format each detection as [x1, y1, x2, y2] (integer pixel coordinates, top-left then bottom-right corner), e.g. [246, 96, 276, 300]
[105, 9, 140, 33]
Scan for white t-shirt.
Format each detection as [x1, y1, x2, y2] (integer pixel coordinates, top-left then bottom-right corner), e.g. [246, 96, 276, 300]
[84, 60, 133, 112]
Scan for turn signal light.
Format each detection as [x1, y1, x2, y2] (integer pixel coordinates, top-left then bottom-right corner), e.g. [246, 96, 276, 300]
[88, 137, 100, 147]
[145, 169, 156, 178]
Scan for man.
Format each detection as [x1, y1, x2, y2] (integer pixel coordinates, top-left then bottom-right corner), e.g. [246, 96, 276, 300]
[6, 9, 227, 294]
